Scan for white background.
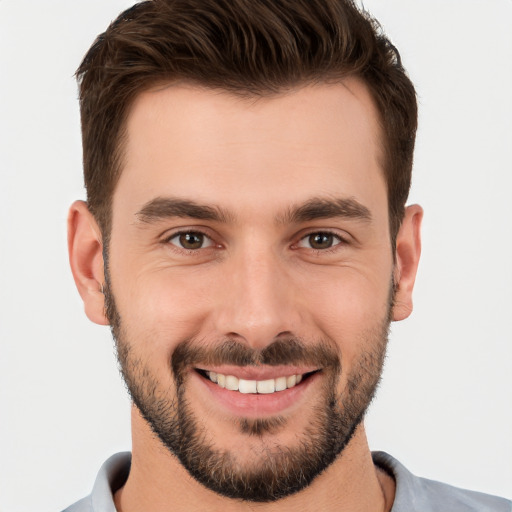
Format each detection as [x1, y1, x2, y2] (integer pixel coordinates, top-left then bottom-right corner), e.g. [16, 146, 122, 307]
[0, 1, 511, 511]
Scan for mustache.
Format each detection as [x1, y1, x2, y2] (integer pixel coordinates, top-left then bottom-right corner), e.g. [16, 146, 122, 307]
[171, 336, 341, 376]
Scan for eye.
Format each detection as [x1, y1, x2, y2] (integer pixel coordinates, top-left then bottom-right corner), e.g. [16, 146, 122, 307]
[168, 231, 214, 250]
[297, 232, 343, 250]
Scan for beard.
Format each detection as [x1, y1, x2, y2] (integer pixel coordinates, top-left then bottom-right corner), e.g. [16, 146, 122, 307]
[104, 276, 392, 502]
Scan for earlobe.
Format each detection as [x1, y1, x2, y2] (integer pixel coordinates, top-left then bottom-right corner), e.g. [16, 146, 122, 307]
[392, 204, 423, 322]
[68, 200, 109, 325]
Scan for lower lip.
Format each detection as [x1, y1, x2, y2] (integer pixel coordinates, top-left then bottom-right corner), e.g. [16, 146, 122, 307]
[193, 371, 320, 417]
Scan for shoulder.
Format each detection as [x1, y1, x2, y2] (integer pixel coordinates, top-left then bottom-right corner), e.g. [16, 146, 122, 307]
[372, 451, 512, 512]
[61, 496, 92, 512]
[60, 452, 131, 512]
[414, 478, 512, 512]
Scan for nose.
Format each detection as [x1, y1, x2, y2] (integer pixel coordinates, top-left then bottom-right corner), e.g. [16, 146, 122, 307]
[212, 245, 302, 349]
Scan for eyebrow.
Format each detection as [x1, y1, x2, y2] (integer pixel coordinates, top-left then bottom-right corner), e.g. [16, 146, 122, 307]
[280, 197, 372, 224]
[136, 197, 233, 224]
[135, 195, 372, 225]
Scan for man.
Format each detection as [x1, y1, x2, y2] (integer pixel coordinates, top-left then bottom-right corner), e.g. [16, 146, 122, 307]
[64, 0, 511, 510]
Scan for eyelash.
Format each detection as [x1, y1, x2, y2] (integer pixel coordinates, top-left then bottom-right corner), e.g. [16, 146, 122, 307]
[294, 230, 349, 255]
[163, 230, 216, 253]
[162, 229, 349, 255]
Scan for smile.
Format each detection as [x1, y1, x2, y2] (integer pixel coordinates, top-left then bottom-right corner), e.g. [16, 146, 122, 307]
[194, 367, 322, 416]
[204, 371, 305, 394]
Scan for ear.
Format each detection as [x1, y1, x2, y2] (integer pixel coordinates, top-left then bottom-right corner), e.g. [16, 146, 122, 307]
[68, 200, 109, 325]
[392, 204, 423, 321]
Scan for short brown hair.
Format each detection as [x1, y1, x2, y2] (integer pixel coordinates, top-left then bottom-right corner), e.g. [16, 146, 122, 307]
[77, 0, 417, 243]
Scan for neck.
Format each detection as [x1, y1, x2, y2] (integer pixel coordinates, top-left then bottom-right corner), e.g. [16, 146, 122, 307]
[115, 407, 394, 512]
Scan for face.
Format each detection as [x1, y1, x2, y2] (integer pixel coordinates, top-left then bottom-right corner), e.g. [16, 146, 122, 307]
[103, 80, 397, 501]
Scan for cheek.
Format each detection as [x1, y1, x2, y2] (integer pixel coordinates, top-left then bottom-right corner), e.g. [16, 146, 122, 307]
[112, 264, 216, 350]
[295, 266, 392, 359]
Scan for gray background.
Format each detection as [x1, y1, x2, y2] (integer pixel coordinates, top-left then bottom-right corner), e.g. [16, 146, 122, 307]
[0, 1, 511, 510]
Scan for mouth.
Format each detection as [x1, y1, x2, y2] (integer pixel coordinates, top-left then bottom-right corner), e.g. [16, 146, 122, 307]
[196, 369, 318, 395]
[191, 363, 323, 417]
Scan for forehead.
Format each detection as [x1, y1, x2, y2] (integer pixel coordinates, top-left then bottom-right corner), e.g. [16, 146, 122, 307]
[115, 79, 386, 223]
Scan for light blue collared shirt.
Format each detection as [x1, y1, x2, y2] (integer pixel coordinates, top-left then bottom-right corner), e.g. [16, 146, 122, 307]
[62, 451, 512, 511]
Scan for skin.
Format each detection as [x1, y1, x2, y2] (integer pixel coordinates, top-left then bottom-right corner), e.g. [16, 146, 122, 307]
[68, 78, 422, 511]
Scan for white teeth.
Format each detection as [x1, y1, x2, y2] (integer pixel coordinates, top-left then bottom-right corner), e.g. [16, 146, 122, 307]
[257, 379, 275, 394]
[205, 371, 306, 394]
[225, 375, 239, 391]
[275, 376, 287, 392]
[239, 379, 257, 394]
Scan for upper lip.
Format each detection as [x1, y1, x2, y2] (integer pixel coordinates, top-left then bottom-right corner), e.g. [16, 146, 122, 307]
[195, 365, 319, 380]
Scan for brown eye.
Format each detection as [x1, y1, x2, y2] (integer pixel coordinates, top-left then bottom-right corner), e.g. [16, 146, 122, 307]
[309, 233, 334, 249]
[169, 231, 213, 250]
[179, 232, 203, 249]
[297, 232, 343, 250]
